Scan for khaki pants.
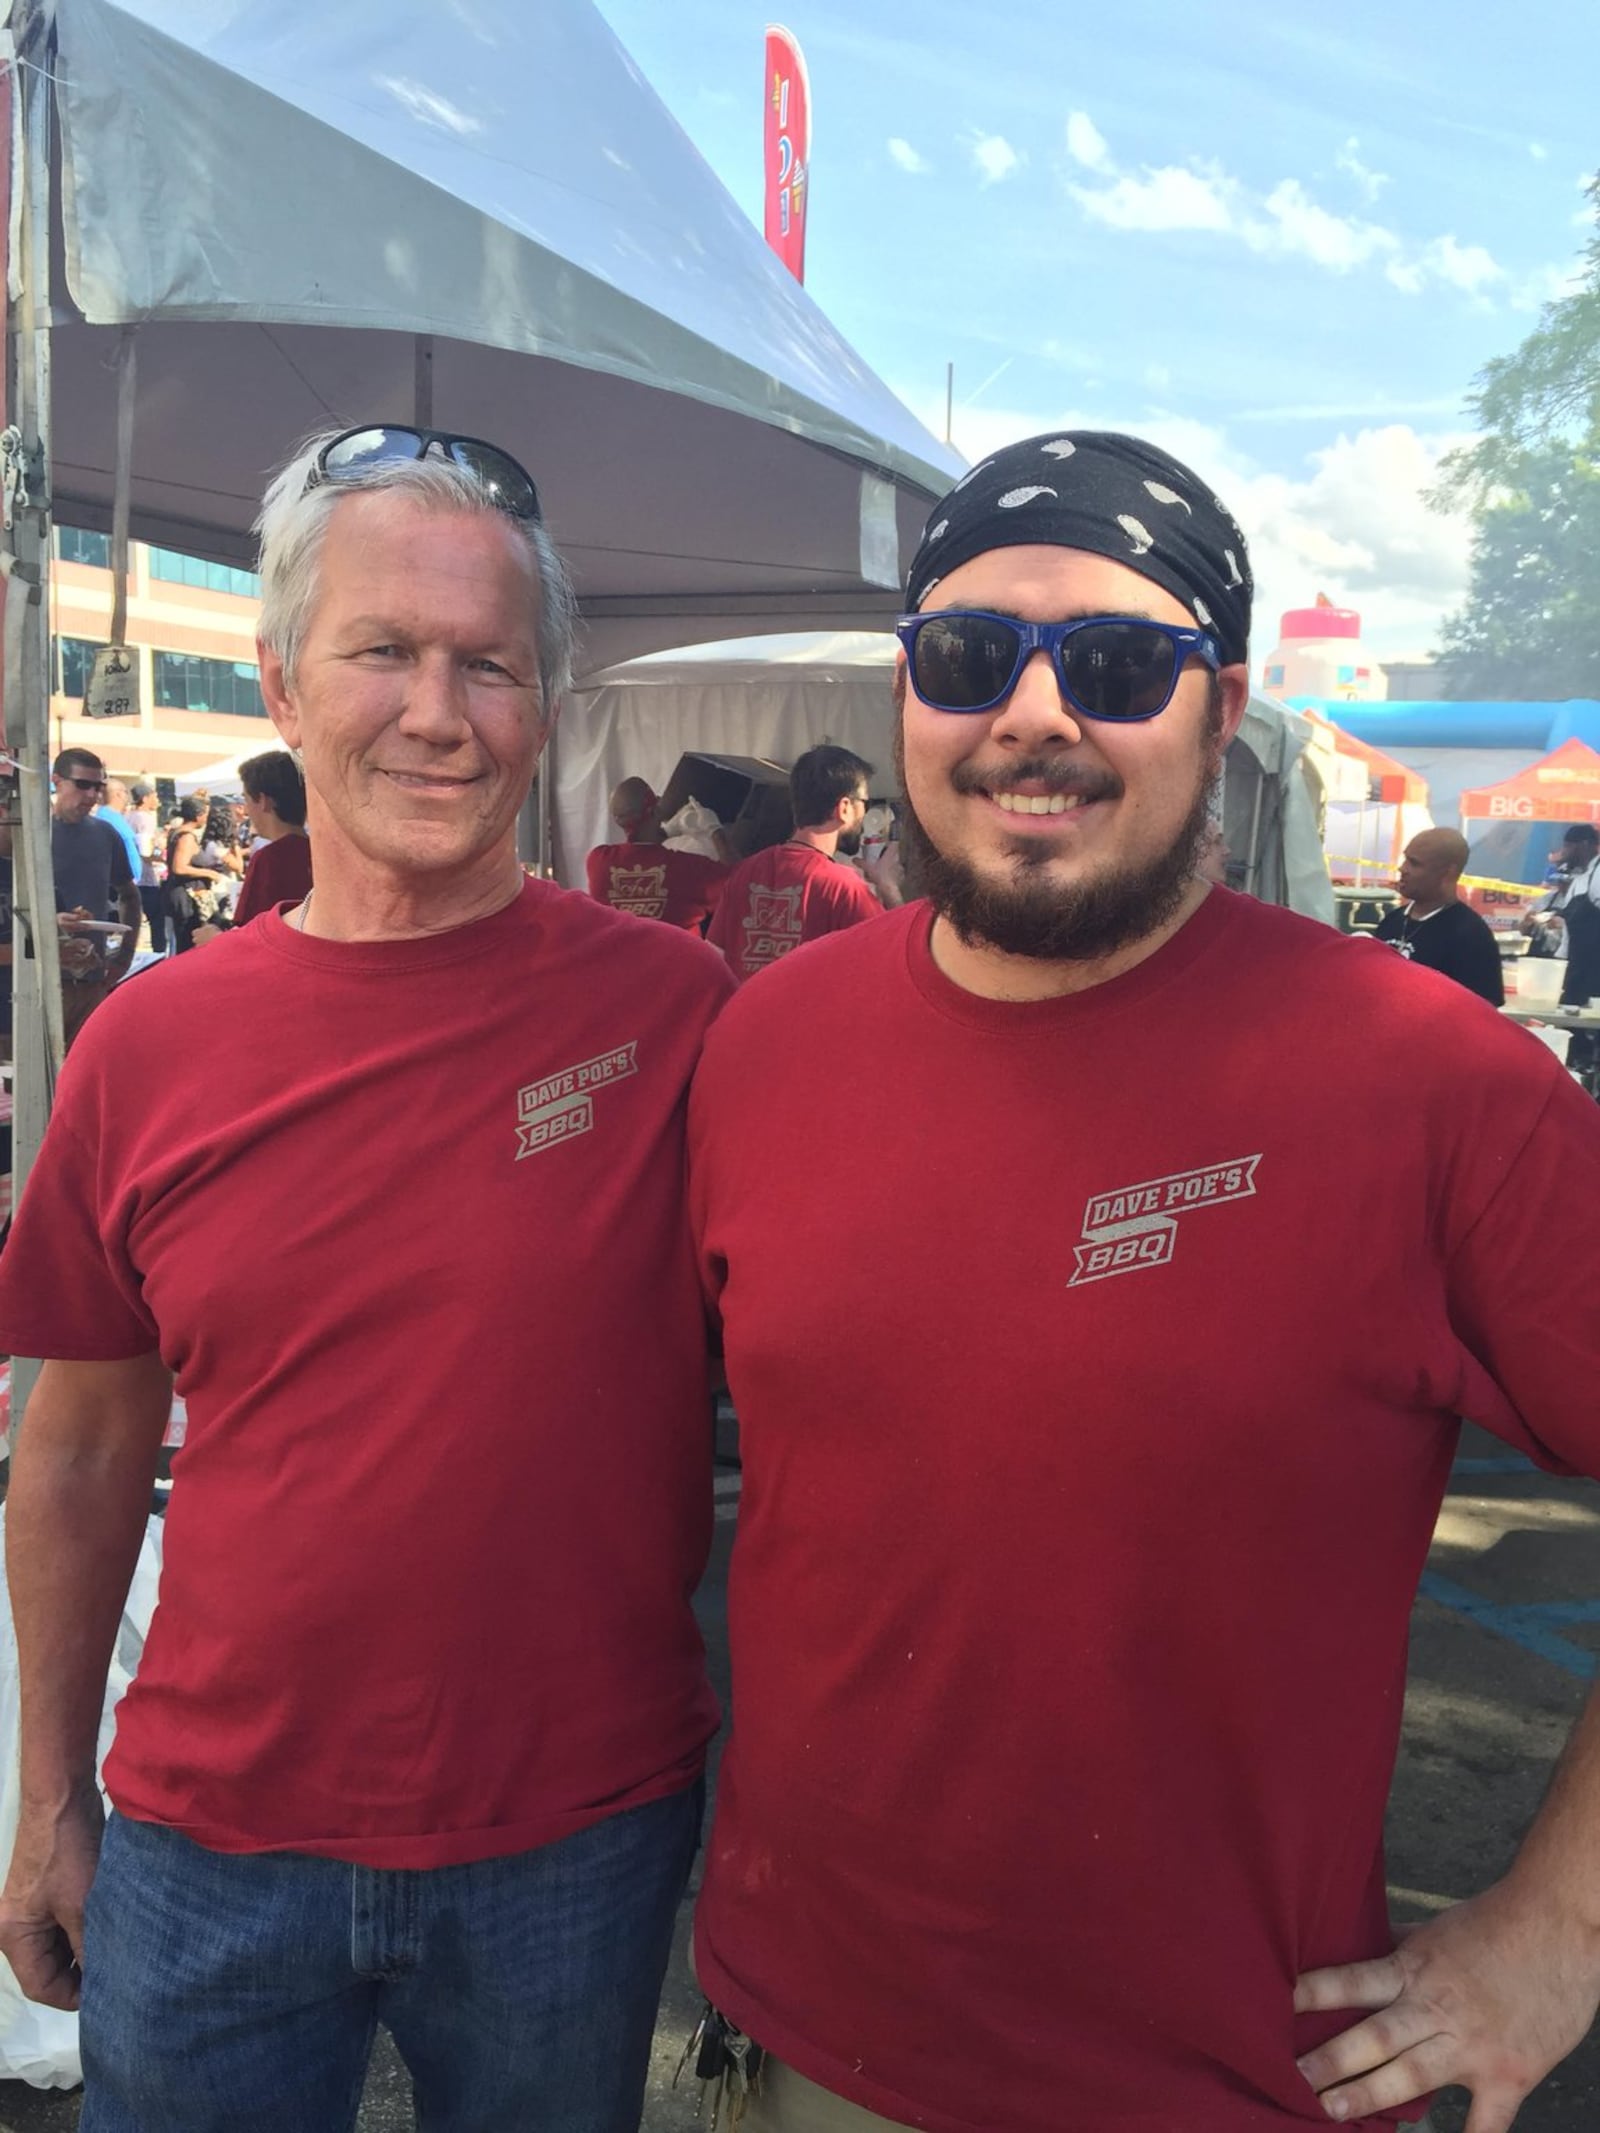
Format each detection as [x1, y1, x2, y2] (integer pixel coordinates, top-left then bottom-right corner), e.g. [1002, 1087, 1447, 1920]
[739, 2053, 1435, 2132]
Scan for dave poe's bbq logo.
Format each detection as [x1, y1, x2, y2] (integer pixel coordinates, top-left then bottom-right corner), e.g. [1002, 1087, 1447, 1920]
[1069, 1155, 1262, 1287]
[515, 1043, 639, 1158]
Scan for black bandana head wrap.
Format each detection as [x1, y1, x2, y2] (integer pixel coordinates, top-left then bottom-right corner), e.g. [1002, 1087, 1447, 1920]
[904, 431, 1253, 667]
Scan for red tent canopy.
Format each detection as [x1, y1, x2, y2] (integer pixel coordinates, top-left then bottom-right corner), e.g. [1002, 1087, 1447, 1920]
[1303, 711, 1429, 803]
[1460, 738, 1600, 824]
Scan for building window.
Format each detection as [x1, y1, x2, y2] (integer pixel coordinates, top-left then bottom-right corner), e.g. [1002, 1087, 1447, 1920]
[148, 546, 261, 599]
[153, 651, 264, 718]
[55, 636, 107, 697]
[57, 526, 111, 568]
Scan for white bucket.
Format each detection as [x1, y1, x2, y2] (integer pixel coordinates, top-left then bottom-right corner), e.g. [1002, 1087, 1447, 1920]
[1513, 957, 1565, 1003]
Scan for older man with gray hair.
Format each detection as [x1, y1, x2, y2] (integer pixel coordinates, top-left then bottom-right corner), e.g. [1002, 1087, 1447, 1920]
[0, 424, 733, 2131]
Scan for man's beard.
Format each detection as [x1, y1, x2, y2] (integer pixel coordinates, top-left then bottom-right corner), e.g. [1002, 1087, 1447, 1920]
[836, 825, 864, 857]
[896, 711, 1225, 965]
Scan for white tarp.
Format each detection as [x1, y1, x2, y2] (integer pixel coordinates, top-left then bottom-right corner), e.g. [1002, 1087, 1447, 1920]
[0, 1509, 164, 2087]
[560, 634, 1335, 921]
[24, 0, 962, 671]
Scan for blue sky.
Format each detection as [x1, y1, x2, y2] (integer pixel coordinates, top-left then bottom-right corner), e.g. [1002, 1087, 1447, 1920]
[595, 0, 1597, 664]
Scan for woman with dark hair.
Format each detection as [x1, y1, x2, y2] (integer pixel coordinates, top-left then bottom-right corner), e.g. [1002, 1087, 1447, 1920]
[165, 797, 224, 953]
[198, 799, 248, 927]
[234, 749, 312, 925]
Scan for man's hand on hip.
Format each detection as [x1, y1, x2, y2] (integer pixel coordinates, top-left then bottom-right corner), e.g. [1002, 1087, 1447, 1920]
[1293, 1876, 1600, 2132]
[0, 1780, 106, 2008]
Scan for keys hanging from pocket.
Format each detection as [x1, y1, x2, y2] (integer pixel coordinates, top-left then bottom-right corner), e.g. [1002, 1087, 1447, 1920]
[673, 2001, 766, 2128]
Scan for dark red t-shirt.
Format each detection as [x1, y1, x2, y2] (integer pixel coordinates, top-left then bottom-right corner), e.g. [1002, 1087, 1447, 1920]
[688, 891, 1600, 2132]
[585, 840, 729, 932]
[706, 842, 881, 981]
[233, 832, 313, 925]
[0, 880, 733, 1866]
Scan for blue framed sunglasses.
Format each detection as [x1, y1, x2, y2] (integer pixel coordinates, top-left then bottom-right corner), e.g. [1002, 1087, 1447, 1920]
[897, 609, 1221, 722]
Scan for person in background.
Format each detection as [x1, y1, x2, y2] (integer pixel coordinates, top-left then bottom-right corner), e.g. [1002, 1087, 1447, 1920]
[1529, 820, 1600, 1008]
[707, 744, 894, 982]
[127, 782, 170, 954]
[51, 747, 139, 1050]
[196, 800, 247, 929]
[1374, 827, 1504, 1006]
[233, 749, 312, 926]
[586, 775, 729, 932]
[164, 796, 224, 953]
[1197, 819, 1232, 887]
[95, 780, 143, 900]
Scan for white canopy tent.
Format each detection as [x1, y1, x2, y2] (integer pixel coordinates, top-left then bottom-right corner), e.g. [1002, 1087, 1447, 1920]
[562, 634, 1336, 921]
[0, 0, 961, 1416]
[24, 0, 958, 658]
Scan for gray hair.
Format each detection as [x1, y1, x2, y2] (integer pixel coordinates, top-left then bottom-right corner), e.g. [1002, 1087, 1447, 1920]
[253, 428, 579, 711]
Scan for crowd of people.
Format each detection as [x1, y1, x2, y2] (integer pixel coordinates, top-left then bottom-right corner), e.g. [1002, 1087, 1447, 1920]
[0, 419, 1597, 2133]
[37, 745, 312, 1051]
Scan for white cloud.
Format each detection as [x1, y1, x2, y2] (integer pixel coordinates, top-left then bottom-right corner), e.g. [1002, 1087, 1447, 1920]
[1530, 142, 1548, 161]
[1510, 258, 1588, 310]
[1233, 426, 1475, 660]
[887, 137, 931, 176]
[1335, 136, 1390, 203]
[1249, 179, 1398, 271]
[1065, 110, 1111, 173]
[1063, 122, 1506, 301]
[965, 130, 1022, 187]
[1070, 161, 1234, 234]
[1411, 234, 1503, 295]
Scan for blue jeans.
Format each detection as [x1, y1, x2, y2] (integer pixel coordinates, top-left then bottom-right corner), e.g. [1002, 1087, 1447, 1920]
[79, 1783, 703, 2133]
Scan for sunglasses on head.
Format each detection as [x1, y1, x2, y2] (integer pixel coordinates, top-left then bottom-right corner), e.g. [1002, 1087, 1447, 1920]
[308, 426, 542, 522]
[896, 610, 1222, 723]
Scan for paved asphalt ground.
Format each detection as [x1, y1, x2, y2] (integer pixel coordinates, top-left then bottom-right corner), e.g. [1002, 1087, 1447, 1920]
[2, 1425, 1598, 2132]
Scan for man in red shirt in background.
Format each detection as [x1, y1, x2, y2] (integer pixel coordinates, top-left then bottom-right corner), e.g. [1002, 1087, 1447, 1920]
[586, 773, 730, 932]
[708, 743, 891, 981]
[0, 423, 732, 2133]
[232, 747, 313, 926]
[687, 432, 1600, 2133]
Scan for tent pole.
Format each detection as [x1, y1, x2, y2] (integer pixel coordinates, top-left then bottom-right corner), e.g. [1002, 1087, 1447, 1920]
[535, 721, 554, 878]
[413, 335, 434, 428]
[1244, 771, 1266, 895]
[5, 4, 61, 1447]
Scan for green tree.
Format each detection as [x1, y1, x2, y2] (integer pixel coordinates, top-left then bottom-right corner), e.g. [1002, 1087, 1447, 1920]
[1433, 178, 1600, 697]
[1441, 178, 1600, 494]
[1434, 445, 1600, 699]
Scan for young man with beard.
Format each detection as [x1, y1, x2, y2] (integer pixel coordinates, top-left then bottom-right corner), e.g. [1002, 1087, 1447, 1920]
[707, 744, 885, 981]
[685, 433, 1600, 2133]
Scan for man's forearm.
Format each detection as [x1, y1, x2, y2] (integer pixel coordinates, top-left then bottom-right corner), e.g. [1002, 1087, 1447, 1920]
[1505, 1675, 1600, 1933]
[8, 1357, 169, 1805]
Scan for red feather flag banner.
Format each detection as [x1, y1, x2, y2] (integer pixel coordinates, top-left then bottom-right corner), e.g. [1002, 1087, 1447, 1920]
[763, 25, 811, 283]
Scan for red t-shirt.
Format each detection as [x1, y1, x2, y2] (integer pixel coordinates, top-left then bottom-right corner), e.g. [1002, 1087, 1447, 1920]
[706, 842, 880, 981]
[688, 891, 1600, 2132]
[233, 832, 313, 925]
[0, 880, 733, 1867]
[585, 840, 729, 932]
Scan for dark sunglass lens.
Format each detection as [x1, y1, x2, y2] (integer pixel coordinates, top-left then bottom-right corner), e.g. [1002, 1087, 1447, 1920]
[448, 442, 540, 520]
[322, 427, 421, 478]
[912, 615, 1020, 710]
[1063, 623, 1179, 720]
